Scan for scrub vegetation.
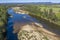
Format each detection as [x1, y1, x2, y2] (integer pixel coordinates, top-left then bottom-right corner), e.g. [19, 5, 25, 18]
[0, 6, 8, 40]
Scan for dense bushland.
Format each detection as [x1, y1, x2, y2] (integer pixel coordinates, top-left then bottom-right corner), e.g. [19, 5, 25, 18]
[0, 6, 8, 40]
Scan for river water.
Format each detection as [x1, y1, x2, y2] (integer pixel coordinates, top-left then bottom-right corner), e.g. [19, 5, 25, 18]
[6, 8, 38, 40]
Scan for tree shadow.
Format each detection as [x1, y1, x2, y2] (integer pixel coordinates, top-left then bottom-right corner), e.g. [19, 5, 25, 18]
[39, 19, 60, 37]
[6, 25, 18, 40]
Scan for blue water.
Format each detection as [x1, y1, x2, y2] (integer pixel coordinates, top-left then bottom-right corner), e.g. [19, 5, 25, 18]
[6, 8, 38, 40]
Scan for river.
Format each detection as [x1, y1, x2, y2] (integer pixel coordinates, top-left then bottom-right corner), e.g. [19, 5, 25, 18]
[6, 8, 38, 40]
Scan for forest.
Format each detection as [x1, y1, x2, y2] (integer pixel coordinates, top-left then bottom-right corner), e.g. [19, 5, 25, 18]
[0, 6, 8, 40]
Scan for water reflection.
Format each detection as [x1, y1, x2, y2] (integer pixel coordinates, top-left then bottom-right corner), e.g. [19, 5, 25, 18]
[7, 8, 38, 40]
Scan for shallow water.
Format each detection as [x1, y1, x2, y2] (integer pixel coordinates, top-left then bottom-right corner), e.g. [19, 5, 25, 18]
[6, 8, 38, 40]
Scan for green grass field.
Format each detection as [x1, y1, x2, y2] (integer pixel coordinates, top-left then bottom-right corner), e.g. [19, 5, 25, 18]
[40, 6, 60, 25]
[22, 5, 60, 25]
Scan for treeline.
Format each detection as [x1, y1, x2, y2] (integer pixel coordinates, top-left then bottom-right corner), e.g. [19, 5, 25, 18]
[0, 6, 8, 40]
[21, 5, 60, 31]
[21, 5, 58, 24]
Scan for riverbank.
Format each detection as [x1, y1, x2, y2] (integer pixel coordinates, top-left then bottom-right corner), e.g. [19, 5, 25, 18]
[12, 7, 29, 14]
[9, 8, 60, 40]
[29, 13, 60, 31]
[28, 13, 60, 40]
[13, 7, 60, 35]
[14, 21, 60, 40]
